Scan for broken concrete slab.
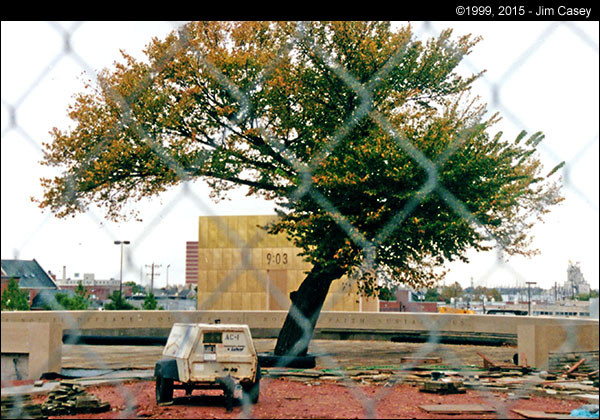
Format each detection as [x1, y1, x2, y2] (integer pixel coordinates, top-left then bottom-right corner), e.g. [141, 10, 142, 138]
[511, 409, 592, 419]
[419, 404, 496, 414]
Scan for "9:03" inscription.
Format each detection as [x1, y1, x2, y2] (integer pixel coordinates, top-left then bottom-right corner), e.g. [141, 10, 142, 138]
[266, 251, 288, 266]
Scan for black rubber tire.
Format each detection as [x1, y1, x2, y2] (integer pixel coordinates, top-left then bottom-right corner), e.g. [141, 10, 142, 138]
[155, 374, 173, 404]
[222, 375, 235, 412]
[242, 366, 261, 404]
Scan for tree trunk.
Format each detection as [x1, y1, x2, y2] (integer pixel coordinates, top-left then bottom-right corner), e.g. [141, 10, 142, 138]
[273, 263, 344, 357]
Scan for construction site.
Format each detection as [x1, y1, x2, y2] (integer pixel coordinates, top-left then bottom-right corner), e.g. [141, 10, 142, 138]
[1, 308, 598, 419]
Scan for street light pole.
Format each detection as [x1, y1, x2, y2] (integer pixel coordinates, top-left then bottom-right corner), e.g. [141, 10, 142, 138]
[166, 264, 171, 311]
[166, 264, 170, 290]
[114, 240, 130, 299]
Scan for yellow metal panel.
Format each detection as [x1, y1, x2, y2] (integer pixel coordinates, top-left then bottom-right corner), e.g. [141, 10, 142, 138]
[231, 249, 243, 270]
[294, 270, 306, 288]
[228, 268, 239, 293]
[287, 274, 299, 295]
[276, 229, 288, 247]
[257, 215, 277, 247]
[238, 247, 250, 269]
[197, 270, 207, 292]
[238, 215, 248, 243]
[211, 293, 223, 310]
[246, 271, 258, 293]
[226, 216, 238, 248]
[255, 270, 269, 293]
[197, 290, 216, 310]
[251, 293, 265, 310]
[361, 296, 379, 312]
[246, 216, 262, 246]
[198, 249, 208, 270]
[222, 248, 233, 271]
[322, 293, 335, 311]
[207, 217, 219, 248]
[287, 248, 301, 270]
[241, 292, 251, 310]
[195, 291, 208, 309]
[198, 217, 209, 248]
[230, 292, 242, 310]
[207, 270, 218, 293]
[195, 214, 375, 312]
[250, 249, 262, 270]
[212, 249, 222, 270]
[235, 271, 247, 293]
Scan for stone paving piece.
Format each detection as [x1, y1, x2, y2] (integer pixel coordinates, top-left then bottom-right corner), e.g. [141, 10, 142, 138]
[41, 381, 110, 416]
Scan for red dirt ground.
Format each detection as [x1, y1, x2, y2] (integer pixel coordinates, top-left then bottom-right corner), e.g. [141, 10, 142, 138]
[28, 378, 588, 419]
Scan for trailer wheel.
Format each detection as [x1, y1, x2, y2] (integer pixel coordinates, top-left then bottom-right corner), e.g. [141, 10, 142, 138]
[242, 366, 261, 404]
[156, 373, 173, 404]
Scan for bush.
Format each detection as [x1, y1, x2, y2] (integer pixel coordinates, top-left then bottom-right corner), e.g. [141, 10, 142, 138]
[1, 278, 30, 311]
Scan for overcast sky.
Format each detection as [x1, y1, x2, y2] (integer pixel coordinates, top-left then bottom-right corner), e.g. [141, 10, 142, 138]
[1, 21, 598, 292]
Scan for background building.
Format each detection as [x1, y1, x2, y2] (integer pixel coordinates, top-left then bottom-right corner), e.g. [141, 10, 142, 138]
[185, 241, 199, 289]
[562, 261, 591, 298]
[379, 288, 438, 312]
[195, 215, 378, 312]
[1, 259, 58, 307]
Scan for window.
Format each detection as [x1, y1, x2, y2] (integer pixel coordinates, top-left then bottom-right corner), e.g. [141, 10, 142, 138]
[203, 332, 222, 343]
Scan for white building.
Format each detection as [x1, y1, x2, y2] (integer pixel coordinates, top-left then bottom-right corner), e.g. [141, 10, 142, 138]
[561, 261, 591, 298]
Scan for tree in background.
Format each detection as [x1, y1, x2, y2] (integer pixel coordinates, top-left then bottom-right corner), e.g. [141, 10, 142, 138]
[142, 292, 163, 310]
[377, 285, 397, 301]
[124, 281, 146, 295]
[424, 287, 442, 302]
[43, 281, 91, 310]
[104, 291, 135, 310]
[440, 282, 464, 304]
[467, 285, 503, 302]
[36, 21, 564, 357]
[576, 290, 599, 301]
[1, 278, 30, 311]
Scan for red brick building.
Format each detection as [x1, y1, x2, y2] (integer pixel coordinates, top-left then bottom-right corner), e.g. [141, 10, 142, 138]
[379, 288, 438, 312]
[185, 241, 198, 289]
[1, 259, 58, 307]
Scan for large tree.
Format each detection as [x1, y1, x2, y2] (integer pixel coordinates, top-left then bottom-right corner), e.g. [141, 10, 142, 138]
[37, 21, 563, 357]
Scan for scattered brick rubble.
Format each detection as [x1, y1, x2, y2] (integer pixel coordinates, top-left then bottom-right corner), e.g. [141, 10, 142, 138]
[41, 380, 110, 416]
[261, 350, 599, 400]
[1, 394, 44, 419]
[1, 380, 112, 419]
[2, 350, 597, 418]
[548, 350, 599, 377]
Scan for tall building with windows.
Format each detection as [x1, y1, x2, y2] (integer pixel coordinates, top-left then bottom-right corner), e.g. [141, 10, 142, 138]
[185, 241, 199, 289]
[194, 215, 378, 312]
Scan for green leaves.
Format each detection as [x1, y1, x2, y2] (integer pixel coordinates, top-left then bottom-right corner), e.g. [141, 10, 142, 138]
[37, 21, 563, 293]
[0, 278, 30, 311]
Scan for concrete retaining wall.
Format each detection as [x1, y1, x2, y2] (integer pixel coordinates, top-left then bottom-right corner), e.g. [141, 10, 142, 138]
[5, 310, 597, 335]
[517, 322, 599, 369]
[1, 321, 62, 380]
[2, 310, 598, 371]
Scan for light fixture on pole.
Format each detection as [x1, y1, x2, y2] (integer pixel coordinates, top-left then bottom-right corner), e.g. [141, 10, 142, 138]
[114, 240, 130, 298]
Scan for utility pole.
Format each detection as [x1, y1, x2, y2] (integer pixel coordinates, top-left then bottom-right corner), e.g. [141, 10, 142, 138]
[145, 263, 162, 294]
[526, 281, 536, 316]
[114, 240, 130, 298]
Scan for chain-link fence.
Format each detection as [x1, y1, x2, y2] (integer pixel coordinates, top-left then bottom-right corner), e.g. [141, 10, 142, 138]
[1, 20, 598, 419]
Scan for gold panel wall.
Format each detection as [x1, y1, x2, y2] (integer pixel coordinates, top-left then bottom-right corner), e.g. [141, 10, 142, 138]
[196, 215, 378, 312]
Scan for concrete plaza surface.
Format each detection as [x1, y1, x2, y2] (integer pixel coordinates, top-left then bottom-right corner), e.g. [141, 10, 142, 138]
[58, 338, 517, 371]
